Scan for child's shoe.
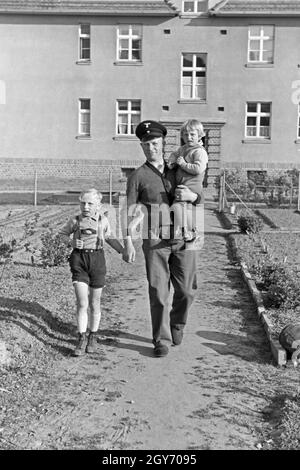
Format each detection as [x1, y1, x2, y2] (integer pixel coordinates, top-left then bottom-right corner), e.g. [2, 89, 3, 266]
[73, 332, 87, 357]
[86, 331, 98, 353]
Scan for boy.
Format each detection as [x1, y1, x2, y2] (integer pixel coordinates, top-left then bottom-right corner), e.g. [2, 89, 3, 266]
[168, 119, 208, 241]
[58, 188, 124, 357]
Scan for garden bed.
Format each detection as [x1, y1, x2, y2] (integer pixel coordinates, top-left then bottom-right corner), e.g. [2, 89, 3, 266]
[224, 207, 300, 366]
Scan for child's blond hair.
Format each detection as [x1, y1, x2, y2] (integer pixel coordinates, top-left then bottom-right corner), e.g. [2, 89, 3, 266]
[180, 119, 205, 140]
[79, 188, 103, 204]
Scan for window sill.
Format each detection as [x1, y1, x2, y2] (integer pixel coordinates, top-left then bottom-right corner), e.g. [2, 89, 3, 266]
[294, 139, 300, 144]
[245, 63, 274, 68]
[114, 61, 143, 66]
[180, 13, 208, 18]
[178, 99, 207, 104]
[113, 135, 137, 141]
[75, 135, 91, 140]
[76, 60, 91, 65]
[242, 139, 271, 144]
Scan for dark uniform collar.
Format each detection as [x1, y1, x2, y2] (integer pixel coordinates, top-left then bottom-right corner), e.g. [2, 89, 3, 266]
[145, 160, 168, 177]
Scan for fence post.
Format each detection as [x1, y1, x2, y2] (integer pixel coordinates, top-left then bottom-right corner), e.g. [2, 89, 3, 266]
[34, 170, 37, 207]
[218, 170, 225, 212]
[109, 169, 112, 206]
[298, 171, 300, 212]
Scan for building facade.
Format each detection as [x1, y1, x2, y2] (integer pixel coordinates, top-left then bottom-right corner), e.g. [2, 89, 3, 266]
[0, 0, 300, 188]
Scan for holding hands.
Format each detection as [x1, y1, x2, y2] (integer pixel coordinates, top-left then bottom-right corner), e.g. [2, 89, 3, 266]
[122, 238, 136, 263]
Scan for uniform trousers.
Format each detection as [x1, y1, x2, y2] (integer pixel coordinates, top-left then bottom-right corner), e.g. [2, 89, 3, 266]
[142, 238, 198, 346]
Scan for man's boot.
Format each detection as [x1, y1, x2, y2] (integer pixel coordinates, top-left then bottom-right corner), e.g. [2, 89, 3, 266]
[86, 331, 98, 353]
[73, 332, 87, 357]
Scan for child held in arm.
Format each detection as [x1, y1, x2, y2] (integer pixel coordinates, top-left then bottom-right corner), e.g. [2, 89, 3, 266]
[58, 188, 124, 357]
[167, 119, 208, 241]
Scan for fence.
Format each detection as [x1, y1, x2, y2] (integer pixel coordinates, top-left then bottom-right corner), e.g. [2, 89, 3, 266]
[218, 170, 300, 212]
[0, 159, 139, 206]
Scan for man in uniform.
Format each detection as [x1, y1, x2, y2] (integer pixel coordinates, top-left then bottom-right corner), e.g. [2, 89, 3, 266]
[122, 120, 203, 357]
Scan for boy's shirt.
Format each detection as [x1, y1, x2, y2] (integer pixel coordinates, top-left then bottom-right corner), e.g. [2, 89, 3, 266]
[59, 212, 111, 249]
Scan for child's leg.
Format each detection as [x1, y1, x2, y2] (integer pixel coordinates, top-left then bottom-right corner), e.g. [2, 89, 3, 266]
[88, 287, 103, 332]
[74, 281, 89, 332]
[172, 201, 186, 239]
[73, 281, 89, 356]
[183, 203, 197, 242]
[86, 287, 103, 353]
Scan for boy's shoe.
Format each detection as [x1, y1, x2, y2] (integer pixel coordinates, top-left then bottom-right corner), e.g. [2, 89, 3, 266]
[73, 332, 87, 357]
[171, 326, 183, 346]
[153, 342, 169, 357]
[86, 332, 98, 353]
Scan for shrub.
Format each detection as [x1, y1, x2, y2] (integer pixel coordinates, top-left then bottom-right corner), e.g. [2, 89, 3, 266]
[267, 272, 300, 309]
[237, 214, 263, 234]
[253, 259, 300, 309]
[23, 213, 40, 238]
[0, 235, 17, 260]
[40, 229, 70, 267]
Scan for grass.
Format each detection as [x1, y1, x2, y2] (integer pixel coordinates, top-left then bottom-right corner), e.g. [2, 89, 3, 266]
[256, 208, 300, 230]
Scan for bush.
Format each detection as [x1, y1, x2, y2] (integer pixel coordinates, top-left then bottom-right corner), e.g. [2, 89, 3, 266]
[267, 273, 300, 309]
[23, 213, 40, 238]
[0, 235, 17, 260]
[40, 229, 70, 267]
[237, 214, 263, 234]
[252, 259, 300, 309]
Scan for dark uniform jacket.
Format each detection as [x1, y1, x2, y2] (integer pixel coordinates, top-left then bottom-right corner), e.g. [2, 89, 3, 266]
[125, 161, 200, 240]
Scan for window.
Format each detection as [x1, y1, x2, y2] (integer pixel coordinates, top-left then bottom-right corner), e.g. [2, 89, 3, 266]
[117, 25, 142, 61]
[297, 104, 300, 139]
[245, 102, 271, 139]
[181, 53, 207, 100]
[182, 1, 207, 13]
[78, 99, 91, 136]
[248, 25, 274, 63]
[116, 100, 141, 135]
[79, 24, 90, 61]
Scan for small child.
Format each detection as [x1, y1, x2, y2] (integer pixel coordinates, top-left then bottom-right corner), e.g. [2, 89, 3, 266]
[58, 188, 124, 357]
[168, 119, 208, 241]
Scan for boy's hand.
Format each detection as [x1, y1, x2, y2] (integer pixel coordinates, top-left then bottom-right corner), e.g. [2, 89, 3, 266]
[176, 156, 185, 166]
[75, 239, 84, 249]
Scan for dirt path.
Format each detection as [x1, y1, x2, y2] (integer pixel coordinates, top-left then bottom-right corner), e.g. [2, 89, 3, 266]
[1, 207, 299, 450]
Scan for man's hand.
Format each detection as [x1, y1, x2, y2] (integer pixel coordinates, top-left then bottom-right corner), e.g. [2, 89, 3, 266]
[174, 185, 198, 203]
[122, 237, 136, 263]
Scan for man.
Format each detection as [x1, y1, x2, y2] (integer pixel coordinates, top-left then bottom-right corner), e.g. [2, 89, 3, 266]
[122, 120, 203, 358]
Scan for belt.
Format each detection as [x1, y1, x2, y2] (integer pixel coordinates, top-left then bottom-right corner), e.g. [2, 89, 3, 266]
[74, 248, 102, 253]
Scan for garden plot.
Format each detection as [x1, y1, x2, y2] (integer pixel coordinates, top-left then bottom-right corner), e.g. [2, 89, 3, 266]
[0, 203, 118, 266]
[256, 208, 300, 231]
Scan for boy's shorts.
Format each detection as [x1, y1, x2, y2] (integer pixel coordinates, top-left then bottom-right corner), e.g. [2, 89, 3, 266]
[69, 249, 106, 288]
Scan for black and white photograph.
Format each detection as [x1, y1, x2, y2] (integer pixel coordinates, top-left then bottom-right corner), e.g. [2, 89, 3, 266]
[0, 0, 300, 455]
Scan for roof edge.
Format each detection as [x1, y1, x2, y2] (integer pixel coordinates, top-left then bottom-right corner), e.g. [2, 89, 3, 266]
[209, 10, 300, 16]
[0, 1, 178, 17]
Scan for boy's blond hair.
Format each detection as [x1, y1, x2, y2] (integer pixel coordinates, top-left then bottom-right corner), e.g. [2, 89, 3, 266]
[180, 119, 205, 140]
[79, 188, 103, 204]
